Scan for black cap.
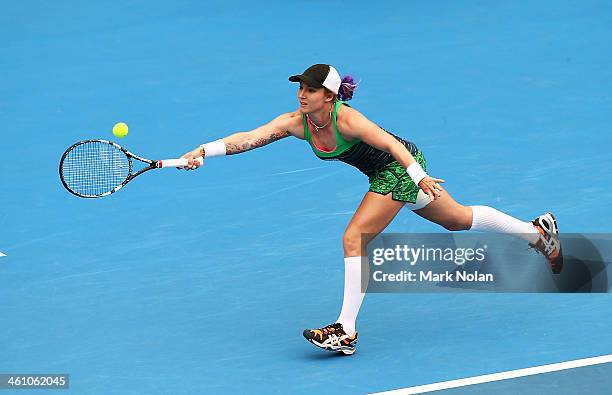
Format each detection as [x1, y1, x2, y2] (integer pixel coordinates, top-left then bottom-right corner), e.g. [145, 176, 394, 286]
[289, 64, 341, 94]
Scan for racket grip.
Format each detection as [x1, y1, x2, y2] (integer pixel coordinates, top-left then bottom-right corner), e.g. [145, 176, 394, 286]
[157, 157, 203, 168]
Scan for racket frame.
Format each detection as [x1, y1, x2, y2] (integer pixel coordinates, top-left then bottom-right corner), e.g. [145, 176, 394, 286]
[59, 139, 160, 198]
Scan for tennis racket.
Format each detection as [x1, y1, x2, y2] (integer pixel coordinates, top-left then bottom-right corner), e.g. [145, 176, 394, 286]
[59, 139, 202, 198]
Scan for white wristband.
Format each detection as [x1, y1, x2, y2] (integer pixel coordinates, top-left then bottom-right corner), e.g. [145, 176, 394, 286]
[200, 139, 226, 158]
[406, 162, 427, 185]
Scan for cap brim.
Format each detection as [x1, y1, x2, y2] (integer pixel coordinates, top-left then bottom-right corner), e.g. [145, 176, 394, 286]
[288, 74, 324, 88]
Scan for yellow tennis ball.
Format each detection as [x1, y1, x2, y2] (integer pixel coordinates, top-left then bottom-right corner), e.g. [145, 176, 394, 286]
[113, 122, 128, 138]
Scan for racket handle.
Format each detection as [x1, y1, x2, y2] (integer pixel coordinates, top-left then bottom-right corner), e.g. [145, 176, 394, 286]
[157, 157, 203, 168]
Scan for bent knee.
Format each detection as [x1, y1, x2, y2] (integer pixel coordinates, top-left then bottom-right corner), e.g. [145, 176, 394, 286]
[443, 221, 470, 231]
[441, 215, 472, 231]
[343, 229, 361, 250]
[343, 228, 375, 255]
[441, 206, 473, 231]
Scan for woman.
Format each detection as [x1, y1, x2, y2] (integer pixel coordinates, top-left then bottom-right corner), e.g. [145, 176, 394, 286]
[180, 64, 562, 356]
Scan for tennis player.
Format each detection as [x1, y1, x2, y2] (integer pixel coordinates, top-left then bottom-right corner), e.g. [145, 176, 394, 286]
[180, 64, 563, 355]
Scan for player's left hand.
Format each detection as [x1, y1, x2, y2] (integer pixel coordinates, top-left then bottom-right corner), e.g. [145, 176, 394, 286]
[418, 176, 445, 201]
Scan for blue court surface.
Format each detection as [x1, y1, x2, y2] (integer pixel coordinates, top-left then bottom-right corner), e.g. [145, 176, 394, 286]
[1, 1, 611, 394]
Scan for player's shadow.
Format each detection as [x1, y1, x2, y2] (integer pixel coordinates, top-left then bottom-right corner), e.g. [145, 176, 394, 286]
[545, 234, 609, 293]
[500, 233, 610, 293]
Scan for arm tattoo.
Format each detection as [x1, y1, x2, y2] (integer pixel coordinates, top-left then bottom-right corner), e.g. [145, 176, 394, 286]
[225, 130, 291, 155]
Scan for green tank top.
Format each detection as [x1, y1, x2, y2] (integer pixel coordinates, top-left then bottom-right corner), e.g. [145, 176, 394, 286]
[302, 100, 361, 158]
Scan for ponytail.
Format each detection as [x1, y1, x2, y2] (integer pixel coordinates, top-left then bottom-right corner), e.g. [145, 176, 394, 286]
[338, 75, 359, 101]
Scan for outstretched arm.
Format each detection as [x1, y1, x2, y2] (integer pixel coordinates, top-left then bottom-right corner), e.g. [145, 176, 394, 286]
[222, 128, 291, 155]
[181, 112, 300, 169]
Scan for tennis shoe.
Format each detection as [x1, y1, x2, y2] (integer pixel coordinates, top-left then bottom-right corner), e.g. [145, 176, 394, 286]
[530, 213, 563, 274]
[303, 323, 357, 355]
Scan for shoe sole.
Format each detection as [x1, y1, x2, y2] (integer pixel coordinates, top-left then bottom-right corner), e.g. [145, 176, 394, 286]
[305, 338, 356, 355]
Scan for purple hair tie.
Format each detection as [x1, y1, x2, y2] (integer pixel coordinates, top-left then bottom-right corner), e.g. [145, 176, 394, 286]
[338, 75, 359, 101]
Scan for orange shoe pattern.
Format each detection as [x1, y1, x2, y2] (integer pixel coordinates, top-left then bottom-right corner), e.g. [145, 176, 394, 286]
[303, 323, 357, 355]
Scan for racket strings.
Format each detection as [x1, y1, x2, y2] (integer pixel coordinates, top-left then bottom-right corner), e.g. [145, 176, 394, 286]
[61, 141, 130, 197]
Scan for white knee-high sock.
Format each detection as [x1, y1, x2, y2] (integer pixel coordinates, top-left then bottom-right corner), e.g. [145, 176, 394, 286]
[470, 205, 539, 243]
[336, 256, 368, 336]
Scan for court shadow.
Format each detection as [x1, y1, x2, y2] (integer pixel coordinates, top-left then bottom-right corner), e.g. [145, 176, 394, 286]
[297, 350, 354, 361]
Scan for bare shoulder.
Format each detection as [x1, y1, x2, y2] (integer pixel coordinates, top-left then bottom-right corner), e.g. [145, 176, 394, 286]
[273, 110, 305, 139]
[337, 103, 365, 124]
[336, 103, 369, 138]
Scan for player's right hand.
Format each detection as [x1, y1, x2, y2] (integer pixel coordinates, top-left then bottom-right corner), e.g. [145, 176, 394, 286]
[180, 147, 204, 170]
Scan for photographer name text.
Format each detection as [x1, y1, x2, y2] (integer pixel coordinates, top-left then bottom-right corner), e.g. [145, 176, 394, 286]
[372, 270, 494, 283]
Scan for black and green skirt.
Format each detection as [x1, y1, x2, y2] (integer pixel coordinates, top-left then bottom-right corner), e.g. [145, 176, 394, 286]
[368, 150, 427, 203]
